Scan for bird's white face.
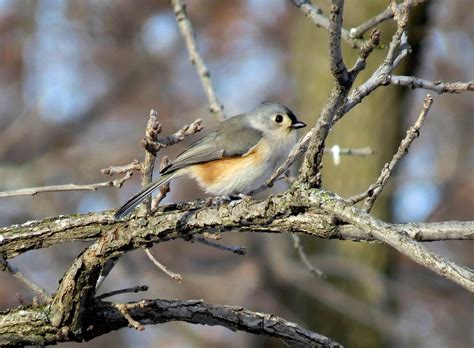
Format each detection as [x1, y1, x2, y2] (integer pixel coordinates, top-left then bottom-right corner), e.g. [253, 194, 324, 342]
[250, 109, 306, 138]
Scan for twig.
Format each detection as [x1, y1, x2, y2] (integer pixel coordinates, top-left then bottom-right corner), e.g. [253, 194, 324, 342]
[390, 76, 474, 94]
[340, 0, 415, 120]
[144, 248, 183, 282]
[313, 190, 474, 292]
[114, 303, 145, 331]
[151, 156, 171, 211]
[0, 172, 133, 198]
[192, 236, 246, 255]
[267, 128, 313, 187]
[350, 95, 433, 211]
[348, 1, 426, 39]
[329, 0, 349, 86]
[171, 0, 225, 121]
[324, 146, 374, 156]
[139, 109, 162, 214]
[349, 4, 394, 38]
[96, 285, 149, 300]
[290, 0, 364, 48]
[0, 257, 50, 301]
[297, 0, 351, 187]
[291, 234, 325, 278]
[101, 160, 141, 176]
[143, 119, 203, 156]
[350, 29, 381, 77]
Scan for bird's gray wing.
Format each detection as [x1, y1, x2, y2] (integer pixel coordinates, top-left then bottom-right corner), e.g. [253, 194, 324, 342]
[161, 116, 262, 174]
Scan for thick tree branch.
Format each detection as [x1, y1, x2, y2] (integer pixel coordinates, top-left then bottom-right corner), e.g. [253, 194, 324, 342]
[1, 202, 472, 260]
[2, 187, 473, 293]
[0, 299, 341, 347]
[171, 0, 225, 121]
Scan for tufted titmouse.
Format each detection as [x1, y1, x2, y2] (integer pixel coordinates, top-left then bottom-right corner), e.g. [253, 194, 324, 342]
[114, 101, 306, 219]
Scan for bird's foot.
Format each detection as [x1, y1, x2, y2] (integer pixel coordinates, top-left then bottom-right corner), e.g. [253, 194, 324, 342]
[204, 195, 232, 207]
[228, 193, 252, 207]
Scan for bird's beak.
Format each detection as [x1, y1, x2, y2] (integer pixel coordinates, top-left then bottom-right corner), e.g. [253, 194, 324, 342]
[290, 121, 307, 129]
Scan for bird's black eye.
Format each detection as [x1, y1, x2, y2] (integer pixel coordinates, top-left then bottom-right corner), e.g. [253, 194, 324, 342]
[275, 114, 284, 123]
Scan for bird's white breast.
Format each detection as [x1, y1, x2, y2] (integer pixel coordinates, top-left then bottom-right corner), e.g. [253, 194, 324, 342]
[186, 130, 297, 195]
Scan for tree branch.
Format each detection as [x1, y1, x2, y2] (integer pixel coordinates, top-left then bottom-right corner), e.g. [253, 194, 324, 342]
[0, 257, 50, 301]
[0, 298, 341, 347]
[390, 75, 474, 94]
[96, 285, 149, 300]
[142, 118, 203, 156]
[308, 191, 474, 292]
[0, 172, 132, 198]
[350, 94, 433, 210]
[143, 248, 183, 282]
[328, 0, 349, 86]
[171, 0, 225, 121]
[348, 1, 426, 39]
[290, 0, 363, 48]
[1, 203, 472, 260]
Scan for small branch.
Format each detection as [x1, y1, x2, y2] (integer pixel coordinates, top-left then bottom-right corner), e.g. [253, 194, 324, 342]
[171, 0, 225, 121]
[140, 109, 162, 214]
[291, 234, 325, 278]
[267, 128, 314, 187]
[297, 0, 357, 187]
[0, 257, 50, 301]
[340, 0, 415, 120]
[268, 142, 370, 200]
[0, 172, 133, 198]
[96, 285, 149, 300]
[349, 4, 394, 38]
[192, 236, 247, 255]
[144, 248, 183, 282]
[324, 146, 374, 156]
[143, 119, 203, 156]
[291, 0, 363, 48]
[386, 0, 412, 64]
[313, 191, 474, 292]
[329, 0, 349, 86]
[390, 75, 474, 94]
[101, 160, 141, 176]
[151, 156, 171, 211]
[114, 303, 145, 331]
[350, 95, 433, 211]
[350, 29, 381, 78]
[349, 1, 426, 39]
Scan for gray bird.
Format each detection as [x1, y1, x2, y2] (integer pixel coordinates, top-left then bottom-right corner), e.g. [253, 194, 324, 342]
[114, 101, 306, 219]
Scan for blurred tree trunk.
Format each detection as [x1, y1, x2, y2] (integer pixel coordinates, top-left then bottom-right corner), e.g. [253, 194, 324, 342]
[283, 3, 429, 347]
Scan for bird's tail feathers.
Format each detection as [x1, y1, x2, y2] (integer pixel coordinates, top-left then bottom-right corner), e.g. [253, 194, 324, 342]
[114, 172, 175, 220]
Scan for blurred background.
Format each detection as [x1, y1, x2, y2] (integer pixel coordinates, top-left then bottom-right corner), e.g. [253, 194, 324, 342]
[0, 0, 472, 347]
